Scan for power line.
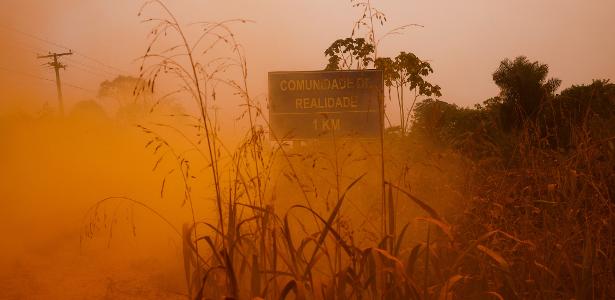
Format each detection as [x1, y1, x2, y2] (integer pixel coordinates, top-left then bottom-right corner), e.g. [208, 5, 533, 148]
[8, 39, 47, 55]
[0, 23, 130, 75]
[7, 41, 117, 78]
[0, 65, 54, 82]
[3, 40, 115, 79]
[3, 43, 113, 86]
[74, 51, 129, 75]
[65, 57, 117, 77]
[0, 65, 95, 93]
[65, 60, 113, 78]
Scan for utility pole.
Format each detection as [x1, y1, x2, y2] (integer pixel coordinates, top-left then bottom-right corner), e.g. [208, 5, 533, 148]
[38, 51, 72, 115]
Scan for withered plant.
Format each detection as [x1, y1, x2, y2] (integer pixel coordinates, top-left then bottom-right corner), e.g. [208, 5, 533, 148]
[82, 1, 614, 299]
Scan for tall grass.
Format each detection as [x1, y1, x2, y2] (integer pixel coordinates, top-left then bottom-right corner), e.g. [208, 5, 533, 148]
[81, 1, 615, 299]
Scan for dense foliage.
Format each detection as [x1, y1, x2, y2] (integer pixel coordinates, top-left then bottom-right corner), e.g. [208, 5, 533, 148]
[407, 56, 615, 298]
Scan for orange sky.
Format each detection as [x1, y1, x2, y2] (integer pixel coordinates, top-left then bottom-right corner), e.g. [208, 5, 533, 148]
[1, 0, 614, 117]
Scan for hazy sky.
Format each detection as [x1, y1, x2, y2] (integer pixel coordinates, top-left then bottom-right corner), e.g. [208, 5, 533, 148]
[1, 0, 614, 116]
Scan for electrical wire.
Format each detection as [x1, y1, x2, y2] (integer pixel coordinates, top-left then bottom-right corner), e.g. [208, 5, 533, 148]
[66, 61, 113, 79]
[0, 65, 96, 93]
[4, 39, 119, 78]
[64, 57, 117, 77]
[0, 23, 131, 75]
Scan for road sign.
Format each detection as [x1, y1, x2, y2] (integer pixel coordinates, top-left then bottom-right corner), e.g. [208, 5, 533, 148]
[268, 69, 383, 140]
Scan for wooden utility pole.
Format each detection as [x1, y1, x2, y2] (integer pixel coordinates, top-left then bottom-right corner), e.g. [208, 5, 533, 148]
[38, 51, 72, 115]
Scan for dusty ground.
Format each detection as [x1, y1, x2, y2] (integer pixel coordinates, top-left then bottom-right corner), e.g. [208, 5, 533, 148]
[0, 226, 187, 300]
[0, 116, 192, 299]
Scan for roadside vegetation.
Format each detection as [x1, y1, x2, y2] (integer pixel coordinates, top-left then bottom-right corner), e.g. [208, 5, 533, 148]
[77, 1, 615, 299]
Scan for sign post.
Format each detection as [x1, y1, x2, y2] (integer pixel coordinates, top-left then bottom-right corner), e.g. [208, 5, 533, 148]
[268, 70, 384, 140]
[268, 69, 386, 240]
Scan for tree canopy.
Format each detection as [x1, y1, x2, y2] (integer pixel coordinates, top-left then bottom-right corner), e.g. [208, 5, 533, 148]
[492, 56, 561, 130]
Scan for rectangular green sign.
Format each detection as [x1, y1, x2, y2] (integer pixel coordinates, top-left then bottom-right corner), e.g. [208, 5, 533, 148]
[268, 69, 383, 140]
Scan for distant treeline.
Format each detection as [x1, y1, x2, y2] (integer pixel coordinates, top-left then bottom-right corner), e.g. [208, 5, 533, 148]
[408, 56, 615, 162]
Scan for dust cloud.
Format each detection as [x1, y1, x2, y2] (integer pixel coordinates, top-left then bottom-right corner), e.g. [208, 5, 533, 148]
[0, 94, 465, 299]
[3, 1, 612, 299]
[0, 105, 199, 298]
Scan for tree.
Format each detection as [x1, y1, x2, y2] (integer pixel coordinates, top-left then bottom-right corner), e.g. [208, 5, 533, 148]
[69, 100, 108, 121]
[98, 75, 151, 107]
[557, 79, 615, 122]
[324, 38, 375, 70]
[323, 37, 441, 135]
[375, 52, 441, 135]
[98, 75, 184, 121]
[542, 79, 615, 148]
[492, 56, 561, 131]
[98, 75, 153, 121]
